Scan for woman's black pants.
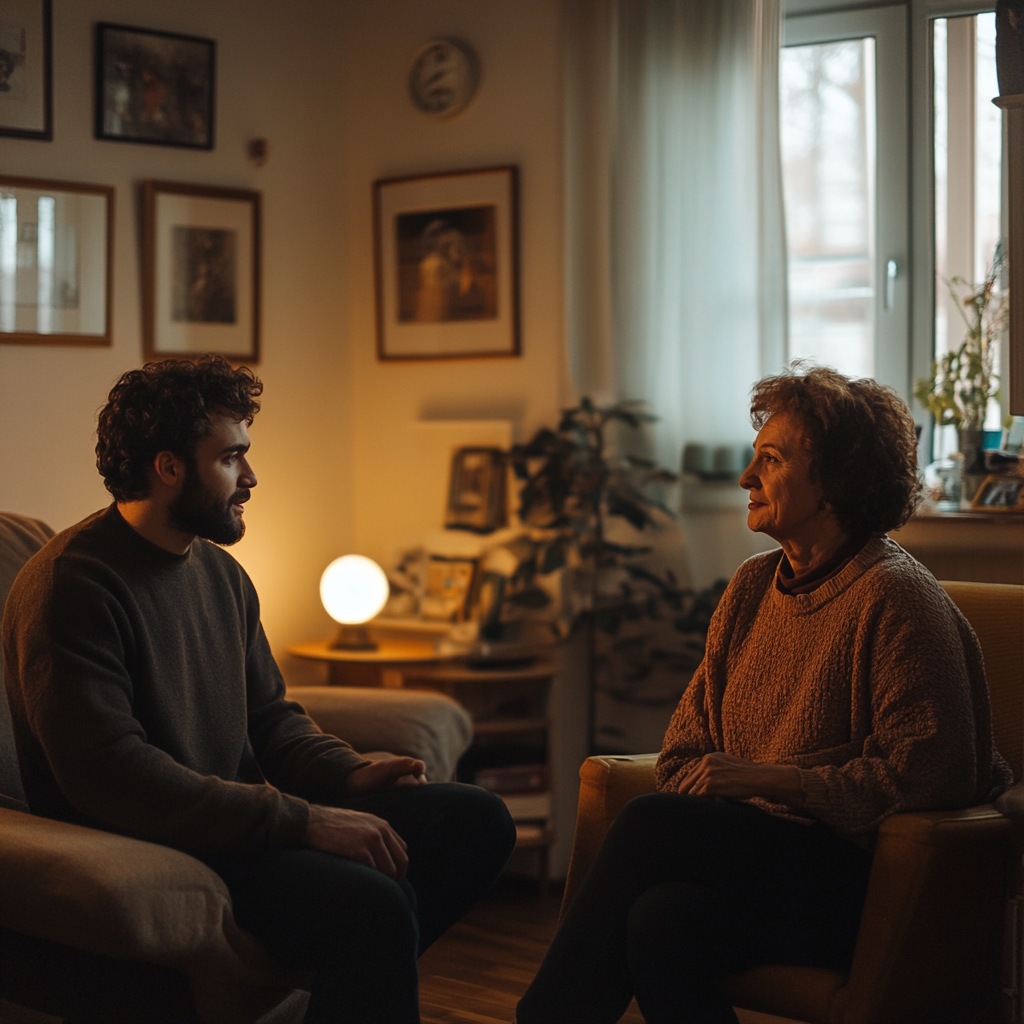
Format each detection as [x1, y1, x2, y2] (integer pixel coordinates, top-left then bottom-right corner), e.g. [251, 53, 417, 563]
[209, 783, 516, 1024]
[516, 792, 873, 1024]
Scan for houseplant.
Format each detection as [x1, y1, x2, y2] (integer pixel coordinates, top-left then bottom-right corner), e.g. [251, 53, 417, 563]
[503, 398, 724, 753]
[914, 246, 1008, 476]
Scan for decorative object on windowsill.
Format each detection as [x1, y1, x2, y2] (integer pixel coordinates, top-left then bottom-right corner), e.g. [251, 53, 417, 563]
[507, 398, 726, 754]
[445, 447, 507, 533]
[971, 473, 1024, 511]
[997, 1, 1024, 97]
[320, 555, 390, 650]
[682, 442, 755, 481]
[914, 245, 1008, 498]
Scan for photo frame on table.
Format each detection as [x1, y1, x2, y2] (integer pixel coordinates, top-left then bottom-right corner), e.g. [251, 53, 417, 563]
[421, 555, 479, 622]
[0, 175, 113, 347]
[445, 447, 508, 533]
[95, 23, 215, 149]
[142, 180, 260, 363]
[0, 0, 52, 141]
[373, 165, 519, 361]
[971, 474, 1024, 511]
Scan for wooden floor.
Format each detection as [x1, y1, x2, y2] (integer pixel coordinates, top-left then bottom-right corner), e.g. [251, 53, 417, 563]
[419, 878, 644, 1024]
[418, 878, 798, 1024]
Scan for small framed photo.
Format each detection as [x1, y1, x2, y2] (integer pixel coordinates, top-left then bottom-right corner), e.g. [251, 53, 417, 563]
[422, 556, 479, 622]
[0, 0, 52, 141]
[971, 474, 1024, 512]
[446, 447, 508, 533]
[0, 175, 113, 346]
[373, 165, 519, 360]
[142, 180, 260, 363]
[95, 23, 215, 149]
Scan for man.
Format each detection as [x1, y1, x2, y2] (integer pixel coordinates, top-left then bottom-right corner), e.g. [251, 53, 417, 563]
[3, 356, 516, 1024]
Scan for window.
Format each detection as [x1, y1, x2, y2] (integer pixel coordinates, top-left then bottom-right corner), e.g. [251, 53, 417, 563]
[781, 6, 909, 397]
[932, 11, 1005, 452]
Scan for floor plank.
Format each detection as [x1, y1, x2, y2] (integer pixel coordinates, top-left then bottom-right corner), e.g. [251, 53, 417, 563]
[418, 878, 802, 1024]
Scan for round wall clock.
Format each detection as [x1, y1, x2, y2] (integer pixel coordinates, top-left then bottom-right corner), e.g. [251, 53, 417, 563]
[408, 39, 480, 119]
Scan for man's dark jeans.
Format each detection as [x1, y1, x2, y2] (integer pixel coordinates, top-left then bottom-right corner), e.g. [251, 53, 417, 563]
[210, 782, 516, 1024]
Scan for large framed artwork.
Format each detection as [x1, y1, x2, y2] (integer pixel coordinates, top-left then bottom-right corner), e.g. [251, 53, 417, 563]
[142, 180, 260, 363]
[0, 0, 52, 141]
[373, 165, 520, 361]
[95, 23, 215, 149]
[0, 175, 113, 346]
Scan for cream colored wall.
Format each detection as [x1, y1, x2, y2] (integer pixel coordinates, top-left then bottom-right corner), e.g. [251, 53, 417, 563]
[0, 0, 353, 683]
[335, 0, 568, 567]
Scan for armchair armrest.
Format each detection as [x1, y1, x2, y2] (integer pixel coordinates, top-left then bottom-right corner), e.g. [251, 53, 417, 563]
[837, 805, 1012, 1023]
[561, 754, 658, 918]
[0, 807, 305, 1024]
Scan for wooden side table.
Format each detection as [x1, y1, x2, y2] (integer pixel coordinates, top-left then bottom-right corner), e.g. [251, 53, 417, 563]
[287, 638, 558, 894]
[286, 638, 451, 688]
[405, 659, 557, 897]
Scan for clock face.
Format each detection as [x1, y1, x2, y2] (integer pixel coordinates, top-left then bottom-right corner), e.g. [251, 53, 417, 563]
[408, 40, 479, 119]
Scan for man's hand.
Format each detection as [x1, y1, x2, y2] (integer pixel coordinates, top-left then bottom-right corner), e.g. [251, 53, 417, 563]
[345, 757, 427, 794]
[306, 804, 410, 881]
[678, 752, 805, 809]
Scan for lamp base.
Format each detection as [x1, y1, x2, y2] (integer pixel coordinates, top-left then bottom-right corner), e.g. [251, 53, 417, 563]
[329, 624, 378, 651]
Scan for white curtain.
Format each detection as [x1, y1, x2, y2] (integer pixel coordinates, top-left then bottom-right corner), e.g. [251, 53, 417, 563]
[565, 0, 788, 468]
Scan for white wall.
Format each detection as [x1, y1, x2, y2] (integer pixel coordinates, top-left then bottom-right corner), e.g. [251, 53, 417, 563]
[0, 0, 355, 683]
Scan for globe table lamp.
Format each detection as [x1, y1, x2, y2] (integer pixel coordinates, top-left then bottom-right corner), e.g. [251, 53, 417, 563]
[320, 555, 390, 650]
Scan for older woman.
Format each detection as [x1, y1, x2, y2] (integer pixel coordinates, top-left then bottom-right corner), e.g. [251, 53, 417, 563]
[515, 366, 1011, 1024]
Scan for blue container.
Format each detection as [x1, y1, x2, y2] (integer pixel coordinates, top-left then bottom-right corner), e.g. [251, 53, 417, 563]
[982, 429, 1003, 451]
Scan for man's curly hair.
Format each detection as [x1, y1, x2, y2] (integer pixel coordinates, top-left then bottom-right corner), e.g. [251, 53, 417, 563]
[96, 356, 263, 503]
[750, 364, 922, 537]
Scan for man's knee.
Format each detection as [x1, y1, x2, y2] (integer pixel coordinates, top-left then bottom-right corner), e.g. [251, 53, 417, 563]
[429, 783, 517, 858]
[346, 870, 419, 948]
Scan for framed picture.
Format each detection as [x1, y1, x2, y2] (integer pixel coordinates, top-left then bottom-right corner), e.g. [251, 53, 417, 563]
[373, 165, 519, 360]
[142, 180, 260, 363]
[971, 474, 1024, 511]
[445, 447, 508, 533]
[0, 175, 113, 346]
[0, 0, 52, 140]
[421, 555, 479, 622]
[95, 23, 215, 149]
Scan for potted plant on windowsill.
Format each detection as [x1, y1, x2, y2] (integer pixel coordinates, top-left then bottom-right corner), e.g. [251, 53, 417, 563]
[914, 245, 1008, 495]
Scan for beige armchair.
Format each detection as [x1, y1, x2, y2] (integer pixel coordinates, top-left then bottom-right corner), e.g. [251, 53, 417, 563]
[561, 581, 1024, 1024]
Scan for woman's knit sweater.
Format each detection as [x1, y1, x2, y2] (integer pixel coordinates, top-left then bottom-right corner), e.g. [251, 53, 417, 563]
[656, 537, 1012, 847]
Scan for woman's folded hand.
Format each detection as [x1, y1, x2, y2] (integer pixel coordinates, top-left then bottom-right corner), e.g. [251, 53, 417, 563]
[677, 752, 805, 810]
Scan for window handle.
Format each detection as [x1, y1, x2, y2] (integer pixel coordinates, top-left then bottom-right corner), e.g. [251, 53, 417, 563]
[884, 259, 898, 310]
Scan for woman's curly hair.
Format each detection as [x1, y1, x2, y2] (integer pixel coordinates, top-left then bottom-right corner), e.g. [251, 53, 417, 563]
[96, 356, 263, 503]
[750, 364, 922, 536]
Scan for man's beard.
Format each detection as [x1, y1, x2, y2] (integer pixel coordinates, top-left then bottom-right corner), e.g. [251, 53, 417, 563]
[168, 466, 247, 546]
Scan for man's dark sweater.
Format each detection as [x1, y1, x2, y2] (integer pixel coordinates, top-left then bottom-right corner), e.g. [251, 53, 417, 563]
[2, 504, 369, 857]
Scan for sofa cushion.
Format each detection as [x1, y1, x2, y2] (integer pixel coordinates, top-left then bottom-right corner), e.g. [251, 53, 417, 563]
[287, 686, 474, 784]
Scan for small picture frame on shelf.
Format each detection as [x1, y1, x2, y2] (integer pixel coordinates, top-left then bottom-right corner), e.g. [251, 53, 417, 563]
[0, 175, 113, 346]
[445, 447, 508, 533]
[95, 23, 215, 149]
[421, 555, 478, 622]
[142, 180, 260, 363]
[971, 474, 1024, 511]
[0, 0, 52, 141]
[373, 165, 519, 360]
